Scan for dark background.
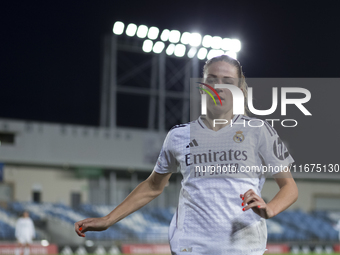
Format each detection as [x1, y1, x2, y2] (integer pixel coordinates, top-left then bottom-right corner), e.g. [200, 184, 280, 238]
[1, 1, 339, 126]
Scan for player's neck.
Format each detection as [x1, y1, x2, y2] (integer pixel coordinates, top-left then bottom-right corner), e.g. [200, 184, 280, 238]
[202, 110, 234, 131]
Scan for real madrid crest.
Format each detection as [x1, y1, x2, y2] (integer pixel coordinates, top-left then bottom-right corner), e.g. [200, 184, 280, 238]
[233, 131, 245, 143]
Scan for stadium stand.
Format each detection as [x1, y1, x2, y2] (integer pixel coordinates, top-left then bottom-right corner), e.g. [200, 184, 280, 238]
[0, 205, 47, 241]
[2, 202, 340, 243]
[79, 204, 170, 242]
[0, 208, 16, 240]
[270, 210, 338, 241]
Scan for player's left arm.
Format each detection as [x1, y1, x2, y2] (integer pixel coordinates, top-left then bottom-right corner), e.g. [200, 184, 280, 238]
[241, 170, 298, 219]
[31, 219, 36, 239]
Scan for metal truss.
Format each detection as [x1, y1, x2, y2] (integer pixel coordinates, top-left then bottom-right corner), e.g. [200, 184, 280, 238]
[100, 34, 201, 131]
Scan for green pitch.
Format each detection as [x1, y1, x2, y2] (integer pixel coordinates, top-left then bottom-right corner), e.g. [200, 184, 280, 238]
[66, 253, 339, 255]
[117, 253, 338, 255]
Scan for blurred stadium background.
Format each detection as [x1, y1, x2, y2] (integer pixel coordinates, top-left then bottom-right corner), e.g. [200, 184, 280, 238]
[0, 21, 340, 255]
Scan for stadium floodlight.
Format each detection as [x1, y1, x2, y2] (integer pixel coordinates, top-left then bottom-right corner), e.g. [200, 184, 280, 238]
[166, 44, 175, 55]
[189, 33, 202, 47]
[181, 32, 191, 44]
[161, 29, 170, 41]
[197, 47, 208, 60]
[153, 41, 165, 54]
[225, 51, 237, 59]
[169, 30, 181, 43]
[230, 39, 241, 52]
[187, 47, 197, 58]
[202, 35, 212, 48]
[137, 25, 148, 38]
[221, 38, 231, 50]
[142, 40, 153, 53]
[174, 44, 186, 57]
[211, 36, 222, 49]
[207, 49, 224, 60]
[126, 23, 137, 37]
[147, 26, 159, 40]
[113, 21, 124, 35]
[112, 21, 241, 59]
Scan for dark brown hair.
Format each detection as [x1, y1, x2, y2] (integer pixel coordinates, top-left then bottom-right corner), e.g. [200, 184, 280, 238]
[203, 55, 249, 115]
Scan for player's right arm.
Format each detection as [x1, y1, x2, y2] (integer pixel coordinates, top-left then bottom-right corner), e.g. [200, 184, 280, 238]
[75, 128, 179, 237]
[74, 171, 172, 237]
[15, 219, 20, 239]
[30, 218, 36, 239]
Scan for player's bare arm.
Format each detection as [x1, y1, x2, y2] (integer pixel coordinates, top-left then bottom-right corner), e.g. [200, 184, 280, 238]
[75, 171, 172, 237]
[241, 170, 298, 219]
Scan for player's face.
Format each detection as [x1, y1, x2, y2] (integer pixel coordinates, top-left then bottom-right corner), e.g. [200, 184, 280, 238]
[203, 61, 239, 115]
[23, 212, 29, 218]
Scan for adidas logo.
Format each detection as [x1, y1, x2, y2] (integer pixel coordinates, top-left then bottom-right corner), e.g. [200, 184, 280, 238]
[180, 247, 192, 252]
[186, 139, 198, 148]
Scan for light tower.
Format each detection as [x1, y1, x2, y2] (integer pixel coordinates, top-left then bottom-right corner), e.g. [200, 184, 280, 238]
[100, 21, 241, 131]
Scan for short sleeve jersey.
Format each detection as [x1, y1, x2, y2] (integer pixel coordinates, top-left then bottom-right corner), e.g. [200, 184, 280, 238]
[153, 115, 294, 255]
[15, 218, 35, 239]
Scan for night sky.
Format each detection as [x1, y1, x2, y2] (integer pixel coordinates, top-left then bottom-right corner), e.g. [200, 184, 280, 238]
[1, 1, 339, 127]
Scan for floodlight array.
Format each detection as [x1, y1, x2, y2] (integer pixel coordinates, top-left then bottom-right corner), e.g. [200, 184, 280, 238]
[113, 21, 240, 60]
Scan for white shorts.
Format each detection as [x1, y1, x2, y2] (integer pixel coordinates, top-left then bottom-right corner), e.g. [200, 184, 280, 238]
[169, 217, 267, 255]
[17, 234, 33, 244]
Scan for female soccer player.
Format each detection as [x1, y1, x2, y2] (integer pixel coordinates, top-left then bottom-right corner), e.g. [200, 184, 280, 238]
[15, 211, 35, 255]
[75, 55, 298, 255]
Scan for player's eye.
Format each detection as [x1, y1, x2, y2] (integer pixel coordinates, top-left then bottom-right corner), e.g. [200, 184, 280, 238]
[222, 78, 236, 85]
[205, 78, 217, 84]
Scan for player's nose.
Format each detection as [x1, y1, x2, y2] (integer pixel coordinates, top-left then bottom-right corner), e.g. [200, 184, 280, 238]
[215, 88, 223, 93]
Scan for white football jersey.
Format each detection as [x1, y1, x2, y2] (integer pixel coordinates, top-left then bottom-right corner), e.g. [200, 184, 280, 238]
[153, 114, 294, 255]
[15, 217, 35, 240]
